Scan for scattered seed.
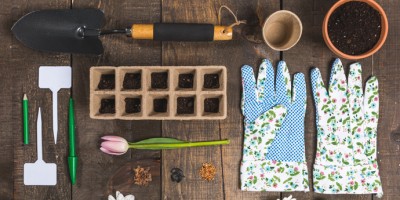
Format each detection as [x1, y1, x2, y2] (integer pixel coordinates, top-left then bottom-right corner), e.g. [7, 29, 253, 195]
[133, 165, 152, 186]
[199, 162, 216, 181]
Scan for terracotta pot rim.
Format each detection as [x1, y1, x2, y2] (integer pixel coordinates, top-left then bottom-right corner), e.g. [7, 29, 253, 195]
[322, 0, 388, 60]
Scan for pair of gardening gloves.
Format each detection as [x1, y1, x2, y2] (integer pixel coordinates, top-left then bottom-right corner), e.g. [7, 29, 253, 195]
[240, 58, 382, 197]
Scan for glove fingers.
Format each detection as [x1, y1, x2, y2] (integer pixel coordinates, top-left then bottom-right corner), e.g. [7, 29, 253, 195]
[292, 73, 307, 106]
[348, 63, 368, 163]
[241, 65, 258, 119]
[257, 59, 275, 104]
[328, 58, 347, 100]
[265, 72, 306, 162]
[363, 76, 379, 161]
[348, 63, 364, 100]
[348, 63, 364, 117]
[276, 61, 292, 105]
[311, 68, 329, 111]
[363, 76, 379, 125]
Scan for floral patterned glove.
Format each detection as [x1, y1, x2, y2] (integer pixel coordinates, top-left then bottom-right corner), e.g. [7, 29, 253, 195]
[311, 58, 383, 197]
[241, 59, 309, 192]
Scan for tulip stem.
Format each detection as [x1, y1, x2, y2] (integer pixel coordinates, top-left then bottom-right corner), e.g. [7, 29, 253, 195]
[128, 139, 230, 150]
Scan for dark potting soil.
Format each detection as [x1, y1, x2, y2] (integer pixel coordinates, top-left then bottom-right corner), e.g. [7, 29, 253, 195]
[204, 98, 219, 113]
[177, 97, 194, 114]
[328, 1, 381, 55]
[178, 73, 194, 88]
[123, 73, 141, 89]
[125, 98, 141, 113]
[153, 98, 168, 113]
[99, 99, 115, 114]
[98, 74, 115, 90]
[151, 72, 168, 89]
[203, 74, 219, 89]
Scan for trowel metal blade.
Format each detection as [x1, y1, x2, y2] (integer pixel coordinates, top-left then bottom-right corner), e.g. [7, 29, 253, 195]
[12, 9, 105, 55]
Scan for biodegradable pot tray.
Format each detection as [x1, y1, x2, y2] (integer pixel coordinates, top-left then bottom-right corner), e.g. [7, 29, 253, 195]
[90, 66, 227, 120]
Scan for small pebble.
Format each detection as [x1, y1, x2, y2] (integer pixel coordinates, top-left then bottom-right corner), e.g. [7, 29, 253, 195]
[171, 168, 185, 183]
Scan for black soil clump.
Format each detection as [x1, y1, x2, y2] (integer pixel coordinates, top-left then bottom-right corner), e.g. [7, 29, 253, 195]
[204, 74, 219, 89]
[123, 73, 141, 89]
[151, 72, 168, 89]
[99, 99, 115, 114]
[177, 97, 194, 114]
[178, 74, 194, 88]
[153, 98, 168, 113]
[328, 1, 381, 55]
[98, 74, 115, 90]
[204, 98, 219, 113]
[125, 98, 141, 113]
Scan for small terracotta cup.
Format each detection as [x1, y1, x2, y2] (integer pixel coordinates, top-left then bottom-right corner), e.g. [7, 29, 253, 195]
[262, 10, 303, 51]
[322, 0, 388, 60]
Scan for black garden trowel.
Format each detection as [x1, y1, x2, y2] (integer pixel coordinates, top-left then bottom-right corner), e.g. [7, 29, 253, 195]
[12, 8, 233, 55]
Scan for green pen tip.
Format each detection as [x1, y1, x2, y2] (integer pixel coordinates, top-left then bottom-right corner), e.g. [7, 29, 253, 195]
[68, 156, 78, 185]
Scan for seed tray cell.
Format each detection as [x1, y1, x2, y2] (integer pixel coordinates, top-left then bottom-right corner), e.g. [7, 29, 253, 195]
[90, 66, 227, 120]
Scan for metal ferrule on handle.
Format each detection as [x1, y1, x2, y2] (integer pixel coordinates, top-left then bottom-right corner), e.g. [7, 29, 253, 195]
[130, 23, 232, 41]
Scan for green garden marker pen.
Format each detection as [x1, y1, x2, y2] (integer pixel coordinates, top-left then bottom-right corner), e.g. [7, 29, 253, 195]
[23, 94, 29, 144]
[68, 98, 77, 185]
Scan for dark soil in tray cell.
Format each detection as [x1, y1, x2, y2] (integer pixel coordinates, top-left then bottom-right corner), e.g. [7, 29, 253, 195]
[204, 98, 219, 113]
[203, 74, 219, 89]
[98, 74, 115, 89]
[151, 72, 168, 89]
[178, 73, 194, 88]
[328, 1, 381, 55]
[125, 98, 141, 113]
[153, 98, 168, 113]
[123, 73, 141, 89]
[177, 97, 194, 114]
[99, 99, 115, 114]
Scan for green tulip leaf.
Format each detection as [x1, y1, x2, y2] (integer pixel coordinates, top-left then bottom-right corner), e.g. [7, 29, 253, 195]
[134, 138, 186, 144]
[130, 138, 229, 150]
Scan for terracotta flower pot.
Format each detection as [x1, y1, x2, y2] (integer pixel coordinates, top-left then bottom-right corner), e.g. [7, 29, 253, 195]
[322, 0, 388, 60]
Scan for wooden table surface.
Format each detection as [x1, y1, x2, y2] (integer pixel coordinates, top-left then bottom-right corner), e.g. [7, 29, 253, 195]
[1, 0, 399, 199]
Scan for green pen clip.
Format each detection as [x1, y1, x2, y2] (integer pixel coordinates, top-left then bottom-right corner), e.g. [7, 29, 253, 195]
[68, 98, 77, 185]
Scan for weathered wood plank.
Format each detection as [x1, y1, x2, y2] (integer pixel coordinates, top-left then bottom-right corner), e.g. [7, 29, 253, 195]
[161, 0, 227, 199]
[71, 0, 162, 199]
[372, 1, 400, 199]
[9, 1, 72, 199]
[0, 1, 17, 199]
[216, 0, 281, 200]
[1, 0, 399, 200]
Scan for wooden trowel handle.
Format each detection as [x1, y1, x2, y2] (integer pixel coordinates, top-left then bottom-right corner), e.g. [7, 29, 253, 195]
[131, 23, 232, 41]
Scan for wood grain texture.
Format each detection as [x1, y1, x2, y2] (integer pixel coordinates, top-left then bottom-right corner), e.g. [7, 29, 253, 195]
[1, 0, 400, 199]
[9, 1, 71, 200]
[161, 1, 223, 200]
[217, 1, 281, 200]
[0, 1, 16, 199]
[372, 1, 400, 199]
[71, 0, 162, 199]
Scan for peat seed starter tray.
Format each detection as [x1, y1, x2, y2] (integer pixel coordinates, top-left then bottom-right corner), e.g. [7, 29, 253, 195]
[90, 66, 227, 120]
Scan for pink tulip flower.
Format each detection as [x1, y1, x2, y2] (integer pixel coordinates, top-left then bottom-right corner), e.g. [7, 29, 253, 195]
[100, 136, 129, 155]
